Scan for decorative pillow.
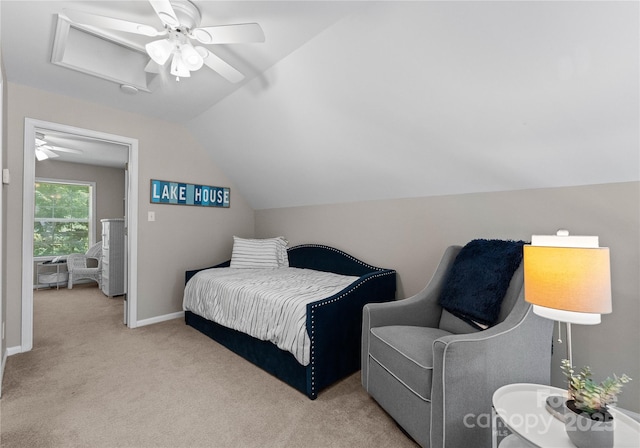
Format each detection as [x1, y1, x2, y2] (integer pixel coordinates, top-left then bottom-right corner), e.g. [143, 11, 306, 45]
[438, 239, 525, 329]
[230, 236, 288, 269]
[275, 237, 289, 267]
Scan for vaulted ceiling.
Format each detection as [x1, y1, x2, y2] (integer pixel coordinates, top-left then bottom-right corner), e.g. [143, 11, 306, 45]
[2, 1, 638, 209]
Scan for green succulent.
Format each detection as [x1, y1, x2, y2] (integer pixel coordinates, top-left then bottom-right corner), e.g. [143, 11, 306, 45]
[561, 359, 632, 415]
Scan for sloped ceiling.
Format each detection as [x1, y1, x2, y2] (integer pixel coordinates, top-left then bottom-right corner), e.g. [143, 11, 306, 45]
[3, 1, 639, 210]
[188, 1, 639, 209]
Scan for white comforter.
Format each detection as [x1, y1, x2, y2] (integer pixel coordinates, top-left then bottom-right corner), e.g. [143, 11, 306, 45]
[183, 267, 359, 366]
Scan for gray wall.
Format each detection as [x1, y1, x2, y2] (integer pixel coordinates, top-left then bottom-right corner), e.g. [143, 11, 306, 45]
[256, 181, 640, 411]
[5, 82, 255, 347]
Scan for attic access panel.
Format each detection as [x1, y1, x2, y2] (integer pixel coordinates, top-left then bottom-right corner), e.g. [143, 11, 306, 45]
[51, 15, 157, 92]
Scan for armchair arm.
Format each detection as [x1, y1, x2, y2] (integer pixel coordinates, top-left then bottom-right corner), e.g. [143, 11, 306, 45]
[361, 245, 461, 387]
[429, 298, 553, 448]
[363, 245, 460, 329]
[363, 290, 442, 329]
[66, 253, 87, 269]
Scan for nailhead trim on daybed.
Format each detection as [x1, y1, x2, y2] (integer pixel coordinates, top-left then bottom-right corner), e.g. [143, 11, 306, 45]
[308, 269, 396, 396]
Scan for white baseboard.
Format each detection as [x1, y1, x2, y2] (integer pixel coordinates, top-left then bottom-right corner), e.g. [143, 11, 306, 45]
[4, 346, 28, 396]
[0, 349, 6, 396]
[136, 311, 184, 327]
[6, 346, 22, 356]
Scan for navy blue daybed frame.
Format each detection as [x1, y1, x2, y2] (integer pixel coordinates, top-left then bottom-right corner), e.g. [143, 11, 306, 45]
[184, 244, 396, 399]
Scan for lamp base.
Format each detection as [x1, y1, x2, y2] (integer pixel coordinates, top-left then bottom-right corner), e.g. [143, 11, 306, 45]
[545, 395, 566, 422]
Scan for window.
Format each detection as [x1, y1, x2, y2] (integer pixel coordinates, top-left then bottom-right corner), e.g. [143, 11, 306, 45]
[34, 179, 94, 257]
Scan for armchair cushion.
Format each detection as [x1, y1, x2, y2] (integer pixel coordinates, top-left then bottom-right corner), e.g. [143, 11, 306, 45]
[438, 239, 525, 329]
[369, 325, 451, 400]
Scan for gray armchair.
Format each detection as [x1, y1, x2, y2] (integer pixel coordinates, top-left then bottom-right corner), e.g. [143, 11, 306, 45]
[361, 245, 554, 448]
[67, 241, 102, 289]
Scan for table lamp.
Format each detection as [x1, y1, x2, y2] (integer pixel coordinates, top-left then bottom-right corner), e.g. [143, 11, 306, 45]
[523, 230, 612, 419]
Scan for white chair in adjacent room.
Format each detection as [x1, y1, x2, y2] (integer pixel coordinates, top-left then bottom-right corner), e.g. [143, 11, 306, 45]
[67, 241, 102, 289]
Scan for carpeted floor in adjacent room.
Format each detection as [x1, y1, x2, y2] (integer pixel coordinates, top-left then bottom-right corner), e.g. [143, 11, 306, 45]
[0, 285, 416, 448]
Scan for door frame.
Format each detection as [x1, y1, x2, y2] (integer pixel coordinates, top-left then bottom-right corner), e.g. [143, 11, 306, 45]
[0, 66, 5, 396]
[21, 119, 139, 351]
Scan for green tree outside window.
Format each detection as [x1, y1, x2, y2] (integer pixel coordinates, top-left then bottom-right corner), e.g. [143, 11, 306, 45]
[34, 181, 92, 257]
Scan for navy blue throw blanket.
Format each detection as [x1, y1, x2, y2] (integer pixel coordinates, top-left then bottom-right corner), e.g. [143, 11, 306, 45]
[438, 239, 525, 329]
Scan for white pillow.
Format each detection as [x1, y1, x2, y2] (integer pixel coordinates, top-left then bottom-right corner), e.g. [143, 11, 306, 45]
[230, 236, 289, 269]
[276, 237, 289, 267]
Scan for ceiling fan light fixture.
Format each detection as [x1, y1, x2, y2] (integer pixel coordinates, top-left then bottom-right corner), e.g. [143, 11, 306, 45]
[145, 38, 174, 65]
[170, 52, 191, 79]
[63, 0, 264, 84]
[181, 44, 203, 71]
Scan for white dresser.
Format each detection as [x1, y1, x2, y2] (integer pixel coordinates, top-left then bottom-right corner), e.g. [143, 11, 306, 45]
[101, 218, 126, 297]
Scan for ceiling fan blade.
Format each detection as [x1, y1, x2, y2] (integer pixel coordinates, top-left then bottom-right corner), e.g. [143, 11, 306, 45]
[199, 48, 245, 83]
[192, 23, 265, 45]
[49, 146, 84, 155]
[40, 148, 60, 159]
[63, 9, 165, 37]
[148, 0, 180, 28]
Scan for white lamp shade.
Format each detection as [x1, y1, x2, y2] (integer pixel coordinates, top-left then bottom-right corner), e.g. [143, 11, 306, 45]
[145, 39, 174, 65]
[531, 305, 602, 325]
[180, 44, 204, 71]
[524, 245, 612, 323]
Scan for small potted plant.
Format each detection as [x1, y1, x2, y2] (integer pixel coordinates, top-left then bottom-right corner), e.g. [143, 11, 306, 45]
[561, 359, 632, 448]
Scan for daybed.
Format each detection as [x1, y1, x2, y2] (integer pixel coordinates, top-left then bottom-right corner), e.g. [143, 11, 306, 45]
[184, 242, 396, 399]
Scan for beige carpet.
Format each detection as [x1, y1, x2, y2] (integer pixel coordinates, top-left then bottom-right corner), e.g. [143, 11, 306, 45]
[1, 285, 416, 448]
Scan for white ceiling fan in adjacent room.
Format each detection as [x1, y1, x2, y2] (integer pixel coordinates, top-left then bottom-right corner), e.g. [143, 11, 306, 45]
[35, 132, 83, 161]
[63, 0, 265, 83]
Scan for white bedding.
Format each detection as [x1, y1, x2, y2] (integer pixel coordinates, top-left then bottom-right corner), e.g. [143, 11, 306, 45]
[183, 267, 359, 366]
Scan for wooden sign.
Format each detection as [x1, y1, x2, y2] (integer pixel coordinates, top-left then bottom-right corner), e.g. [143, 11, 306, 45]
[150, 179, 230, 208]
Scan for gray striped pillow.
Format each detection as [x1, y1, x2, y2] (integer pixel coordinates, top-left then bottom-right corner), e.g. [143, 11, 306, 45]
[230, 236, 288, 269]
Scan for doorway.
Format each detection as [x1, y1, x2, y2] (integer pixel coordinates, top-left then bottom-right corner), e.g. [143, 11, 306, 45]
[21, 119, 139, 352]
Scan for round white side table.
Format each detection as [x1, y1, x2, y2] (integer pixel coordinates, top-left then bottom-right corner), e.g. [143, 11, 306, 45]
[492, 383, 640, 448]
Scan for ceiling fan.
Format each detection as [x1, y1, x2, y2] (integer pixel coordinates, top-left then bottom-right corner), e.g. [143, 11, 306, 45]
[63, 0, 265, 83]
[35, 133, 83, 161]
